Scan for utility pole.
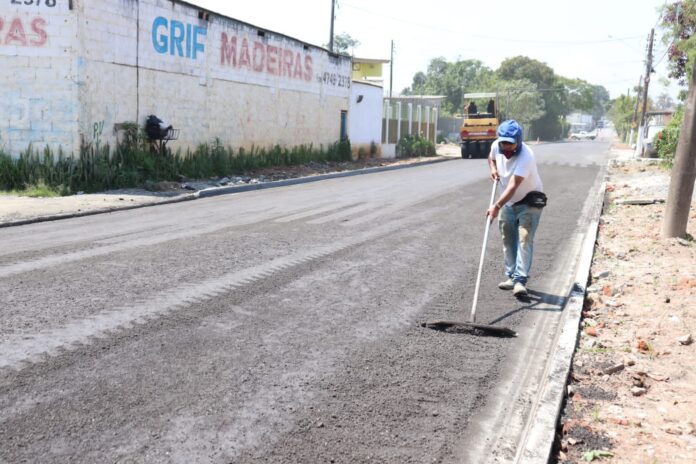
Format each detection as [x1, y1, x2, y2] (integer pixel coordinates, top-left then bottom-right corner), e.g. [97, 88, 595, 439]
[389, 40, 394, 98]
[629, 74, 642, 144]
[329, 0, 335, 52]
[636, 29, 654, 156]
[663, 57, 696, 238]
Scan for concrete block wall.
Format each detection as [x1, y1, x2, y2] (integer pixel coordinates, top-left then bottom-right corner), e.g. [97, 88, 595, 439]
[0, 0, 78, 154]
[0, 0, 353, 156]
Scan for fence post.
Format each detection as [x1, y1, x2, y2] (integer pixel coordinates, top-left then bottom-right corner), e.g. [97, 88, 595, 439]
[425, 106, 431, 142]
[408, 103, 413, 135]
[385, 101, 391, 145]
[417, 105, 422, 136]
[396, 102, 402, 144]
[433, 107, 439, 144]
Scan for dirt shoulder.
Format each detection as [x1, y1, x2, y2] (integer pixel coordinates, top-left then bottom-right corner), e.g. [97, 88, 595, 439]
[555, 154, 696, 462]
[0, 151, 456, 225]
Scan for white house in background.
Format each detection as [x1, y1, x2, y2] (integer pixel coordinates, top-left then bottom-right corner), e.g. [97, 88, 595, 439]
[349, 80, 384, 159]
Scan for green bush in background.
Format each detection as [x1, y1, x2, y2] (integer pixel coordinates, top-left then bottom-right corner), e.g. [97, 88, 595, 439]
[654, 107, 683, 168]
[396, 134, 437, 158]
[0, 134, 352, 195]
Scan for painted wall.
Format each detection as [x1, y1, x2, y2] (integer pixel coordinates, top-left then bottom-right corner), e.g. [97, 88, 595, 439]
[1, 0, 352, 156]
[351, 61, 384, 80]
[349, 81, 382, 159]
[0, 0, 78, 154]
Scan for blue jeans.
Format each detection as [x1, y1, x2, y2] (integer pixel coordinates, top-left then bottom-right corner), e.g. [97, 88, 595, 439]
[498, 204, 542, 285]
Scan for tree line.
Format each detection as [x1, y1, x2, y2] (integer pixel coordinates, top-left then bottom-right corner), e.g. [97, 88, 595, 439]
[400, 55, 610, 140]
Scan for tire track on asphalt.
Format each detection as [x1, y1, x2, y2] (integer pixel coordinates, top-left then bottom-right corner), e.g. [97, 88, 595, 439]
[0, 216, 418, 371]
[0, 201, 371, 278]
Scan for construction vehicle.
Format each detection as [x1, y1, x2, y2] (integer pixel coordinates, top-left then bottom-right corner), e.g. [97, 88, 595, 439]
[460, 92, 499, 159]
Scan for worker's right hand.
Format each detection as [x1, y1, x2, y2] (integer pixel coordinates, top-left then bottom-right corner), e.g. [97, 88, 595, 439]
[490, 170, 500, 181]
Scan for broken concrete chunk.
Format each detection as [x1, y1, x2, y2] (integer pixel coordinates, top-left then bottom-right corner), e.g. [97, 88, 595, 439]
[677, 334, 693, 346]
[594, 270, 611, 280]
[604, 363, 625, 375]
[631, 386, 648, 396]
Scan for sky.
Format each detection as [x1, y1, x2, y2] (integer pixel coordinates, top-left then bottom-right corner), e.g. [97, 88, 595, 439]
[193, 0, 678, 101]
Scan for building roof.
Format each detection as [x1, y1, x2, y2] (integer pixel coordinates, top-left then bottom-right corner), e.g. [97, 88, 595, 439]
[353, 57, 391, 64]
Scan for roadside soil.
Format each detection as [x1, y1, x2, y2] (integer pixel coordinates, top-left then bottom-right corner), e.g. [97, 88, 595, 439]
[554, 147, 696, 463]
[0, 150, 456, 224]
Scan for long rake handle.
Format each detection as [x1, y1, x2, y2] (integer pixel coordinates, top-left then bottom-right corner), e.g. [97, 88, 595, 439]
[470, 179, 499, 323]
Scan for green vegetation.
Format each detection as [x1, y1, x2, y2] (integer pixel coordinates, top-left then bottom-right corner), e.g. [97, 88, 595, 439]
[654, 106, 683, 167]
[402, 55, 610, 140]
[396, 134, 437, 157]
[0, 135, 352, 195]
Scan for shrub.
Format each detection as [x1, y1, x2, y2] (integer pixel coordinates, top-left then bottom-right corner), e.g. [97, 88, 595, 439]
[0, 138, 352, 194]
[396, 134, 436, 158]
[654, 107, 683, 167]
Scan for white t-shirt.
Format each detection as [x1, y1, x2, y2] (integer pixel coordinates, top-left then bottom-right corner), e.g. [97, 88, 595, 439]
[490, 141, 544, 205]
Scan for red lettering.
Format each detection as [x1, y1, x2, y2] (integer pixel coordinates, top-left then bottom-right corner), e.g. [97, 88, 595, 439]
[303, 55, 313, 81]
[238, 38, 251, 69]
[293, 52, 302, 78]
[220, 32, 237, 66]
[30, 17, 47, 47]
[252, 41, 265, 72]
[282, 49, 293, 77]
[6, 17, 28, 46]
[266, 45, 278, 75]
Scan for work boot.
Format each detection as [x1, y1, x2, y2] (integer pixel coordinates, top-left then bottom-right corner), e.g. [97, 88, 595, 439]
[513, 282, 528, 297]
[498, 278, 515, 290]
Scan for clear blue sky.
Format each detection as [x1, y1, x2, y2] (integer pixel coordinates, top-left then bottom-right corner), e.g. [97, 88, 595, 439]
[194, 0, 677, 101]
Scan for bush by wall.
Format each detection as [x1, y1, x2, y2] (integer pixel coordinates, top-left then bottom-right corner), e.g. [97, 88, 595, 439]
[396, 134, 437, 158]
[0, 135, 352, 194]
[654, 107, 683, 168]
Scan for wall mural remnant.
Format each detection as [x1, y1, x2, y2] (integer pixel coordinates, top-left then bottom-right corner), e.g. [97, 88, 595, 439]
[220, 32, 313, 82]
[152, 16, 206, 60]
[0, 16, 47, 46]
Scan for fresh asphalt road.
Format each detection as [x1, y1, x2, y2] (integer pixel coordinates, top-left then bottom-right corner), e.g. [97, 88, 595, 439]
[0, 134, 611, 463]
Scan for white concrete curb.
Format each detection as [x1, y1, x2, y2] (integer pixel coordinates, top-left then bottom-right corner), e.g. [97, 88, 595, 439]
[517, 180, 606, 463]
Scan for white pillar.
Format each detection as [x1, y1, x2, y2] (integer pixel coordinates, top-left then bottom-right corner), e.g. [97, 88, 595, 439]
[385, 101, 391, 144]
[634, 125, 644, 158]
[417, 105, 422, 136]
[433, 107, 439, 143]
[408, 103, 413, 135]
[425, 106, 431, 142]
[396, 102, 402, 142]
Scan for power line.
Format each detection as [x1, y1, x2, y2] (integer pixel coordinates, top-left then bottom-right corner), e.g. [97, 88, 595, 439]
[340, 2, 644, 46]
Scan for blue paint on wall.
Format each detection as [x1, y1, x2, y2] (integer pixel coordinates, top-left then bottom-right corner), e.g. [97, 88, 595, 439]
[152, 16, 207, 59]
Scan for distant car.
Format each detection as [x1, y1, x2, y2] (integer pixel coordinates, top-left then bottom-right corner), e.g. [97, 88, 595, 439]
[569, 130, 596, 140]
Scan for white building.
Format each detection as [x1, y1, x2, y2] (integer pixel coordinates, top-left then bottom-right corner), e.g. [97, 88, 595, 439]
[0, 0, 353, 157]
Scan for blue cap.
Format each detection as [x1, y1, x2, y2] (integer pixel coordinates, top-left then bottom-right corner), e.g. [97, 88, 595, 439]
[497, 120, 523, 154]
[497, 120, 522, 142]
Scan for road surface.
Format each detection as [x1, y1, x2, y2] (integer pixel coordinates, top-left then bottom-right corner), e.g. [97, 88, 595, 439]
[0, 134, 611, 463]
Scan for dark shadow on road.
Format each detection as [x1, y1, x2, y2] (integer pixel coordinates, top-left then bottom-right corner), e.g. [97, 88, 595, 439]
[486, 289, 567, 326]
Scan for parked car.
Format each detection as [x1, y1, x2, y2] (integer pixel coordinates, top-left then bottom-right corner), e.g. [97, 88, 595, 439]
[569, 130, 596, 140]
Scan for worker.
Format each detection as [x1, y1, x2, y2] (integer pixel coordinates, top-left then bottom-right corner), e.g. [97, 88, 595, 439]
[467, 100, 478, 115]
[487, 98, 495, 115]
[486, 120, 546, 297]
